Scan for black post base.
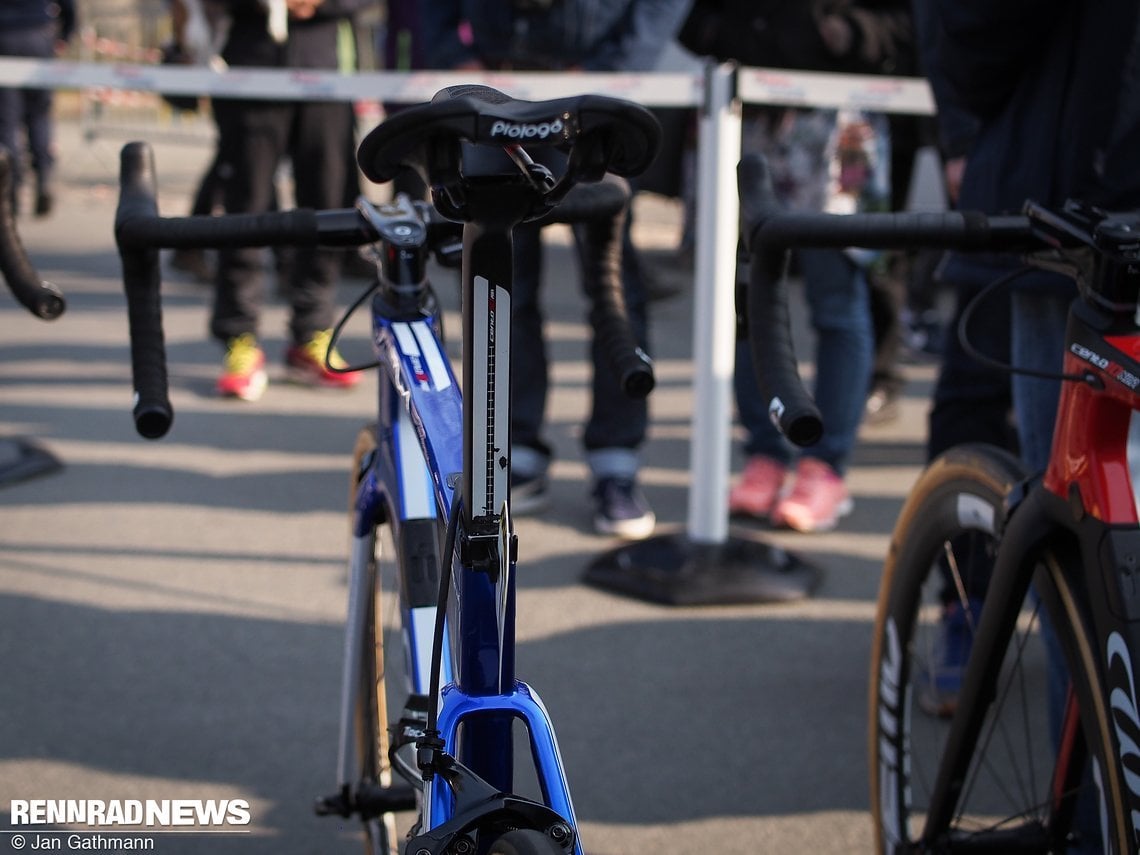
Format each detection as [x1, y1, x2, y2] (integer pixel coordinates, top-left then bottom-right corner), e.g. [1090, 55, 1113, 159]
[0, 437, 62, 487]
[584, 529, 820, 606]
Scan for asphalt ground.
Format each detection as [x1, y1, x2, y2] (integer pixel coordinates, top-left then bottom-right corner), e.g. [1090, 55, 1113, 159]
[0, 114, 941, 854]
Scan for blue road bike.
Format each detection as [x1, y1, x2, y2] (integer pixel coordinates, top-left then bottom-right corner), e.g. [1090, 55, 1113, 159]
[114, 85, 660, 855]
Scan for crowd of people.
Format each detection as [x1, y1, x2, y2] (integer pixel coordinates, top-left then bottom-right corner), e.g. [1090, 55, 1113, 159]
[5, 0, 1132, 559]
[0, 0, 75, 218]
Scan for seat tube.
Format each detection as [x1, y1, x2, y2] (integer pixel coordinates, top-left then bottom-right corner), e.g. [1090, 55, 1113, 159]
[454, 220, 517, 702]
[450, 218, 519, 791]
[461, 220, 513, 530]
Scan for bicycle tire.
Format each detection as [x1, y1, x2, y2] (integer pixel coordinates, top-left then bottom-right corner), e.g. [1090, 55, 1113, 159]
[868, 443, 1130, 853]
[486, 828, 568, 855]
[352, 425, 399, 855]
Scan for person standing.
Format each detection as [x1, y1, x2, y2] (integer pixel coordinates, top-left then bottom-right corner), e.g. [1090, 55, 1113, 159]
[679, 0, 915, 532]
[209, 0, 369, 401]
[0, 0, 76, 217]
[421, 0, 690, 540]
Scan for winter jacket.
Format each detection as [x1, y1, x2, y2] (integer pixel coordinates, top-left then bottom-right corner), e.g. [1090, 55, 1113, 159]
[219, 0, 370, 70]
[677, 0, 914, 77]
[0, 0, 76, 41]
[933, 0, 1140, 213]
[421, 0, 691, 72]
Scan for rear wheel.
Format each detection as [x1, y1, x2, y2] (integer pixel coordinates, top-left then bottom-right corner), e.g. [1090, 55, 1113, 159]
[868, 444, 1130, 852]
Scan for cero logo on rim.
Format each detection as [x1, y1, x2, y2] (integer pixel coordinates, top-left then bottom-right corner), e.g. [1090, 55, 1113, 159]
[488, 117, 566, 140]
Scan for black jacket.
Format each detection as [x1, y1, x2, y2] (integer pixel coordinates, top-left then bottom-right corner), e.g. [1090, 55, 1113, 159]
[934, 0, 1140, 213]
[0, 0, 75, 41]
[219, 0, 369, 70]
[678, 0, 914, 76]
[422, 0, 690, 72]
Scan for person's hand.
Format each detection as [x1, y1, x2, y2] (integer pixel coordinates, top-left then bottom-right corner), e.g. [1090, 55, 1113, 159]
[287, 0, 322, 20]
[943, 156, 966, 206]
[818, 14, 854, 56]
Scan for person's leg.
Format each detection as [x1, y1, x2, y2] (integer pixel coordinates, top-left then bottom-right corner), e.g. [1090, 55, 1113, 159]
[799, 249, 873, 475]
[288, 99, 352, 344]
[509, 224, 552, 495]
[22, 86, 53, 215]
[278, 99, 363, 388]
[0, 87, 21, 211]
[772, 248, 872, 531]
[578, 210, 648, 472]
[574, 186, 655, 538]
[209, 98, 287, 343]
[1010, 284, 1070, 475]
[729, 269, 796, 519]
[865, 252, 908, 422]
[927, 272, 1017, 462]
[19, 24, 55, 215]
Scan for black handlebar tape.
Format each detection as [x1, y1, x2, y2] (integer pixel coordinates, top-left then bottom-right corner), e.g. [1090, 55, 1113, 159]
[115, 142, 173, 440]
[739, 151, 1036, 446]
[118, 207, 324, 250]
[569, 176, 655, 399]
[739, 155, 822, 446]
[0, 146, 64, 319]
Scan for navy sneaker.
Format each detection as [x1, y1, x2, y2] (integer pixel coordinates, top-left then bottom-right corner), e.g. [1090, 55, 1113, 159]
[592, 477, 655, 540]
[510, 470, 549, 515]
[917, 598, 984, 718]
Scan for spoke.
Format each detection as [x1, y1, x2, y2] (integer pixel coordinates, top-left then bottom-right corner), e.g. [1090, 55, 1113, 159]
[956, 595, 1047, 832]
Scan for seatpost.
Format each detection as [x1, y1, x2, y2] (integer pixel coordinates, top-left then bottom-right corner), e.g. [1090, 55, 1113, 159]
[456, 181, 543, 536]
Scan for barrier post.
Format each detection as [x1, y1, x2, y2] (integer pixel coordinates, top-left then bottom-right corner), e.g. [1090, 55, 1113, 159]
[583, 62, 819, 605]
[687, 61, 741, 544]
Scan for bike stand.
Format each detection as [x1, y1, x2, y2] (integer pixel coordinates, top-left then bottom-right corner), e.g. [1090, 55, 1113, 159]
[583, 62, 820, 607]
[0, 437, 62, 487]
[584, 529, 819, 606]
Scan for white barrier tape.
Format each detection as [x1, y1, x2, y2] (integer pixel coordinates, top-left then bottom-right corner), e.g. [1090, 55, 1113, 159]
[0, 57, 934, 114]
[0, 58, 701, 107]
[738, 67, 934, 116]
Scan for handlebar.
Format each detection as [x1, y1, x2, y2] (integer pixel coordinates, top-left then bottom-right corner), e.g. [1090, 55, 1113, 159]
[115, 130, 656, 439]
[115, 142, 383, 439]
[738, 152, 1054, 447]
[0, 146, 65, 320]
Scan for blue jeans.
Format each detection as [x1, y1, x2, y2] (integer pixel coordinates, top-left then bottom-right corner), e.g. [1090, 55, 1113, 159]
[1011, 285, 1071, 473]
[734, 248, 873, 476]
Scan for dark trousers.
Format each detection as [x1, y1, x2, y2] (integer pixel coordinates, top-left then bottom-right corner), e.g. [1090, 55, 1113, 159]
[0, 24, 57, 200]
[926, 267, 1016, 461]
[209, 98, 353, 344]
[510, 217, 649, 460]
[928, 259, 1017, 605]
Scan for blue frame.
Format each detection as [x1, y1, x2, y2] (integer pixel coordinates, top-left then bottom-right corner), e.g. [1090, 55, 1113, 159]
[337, 253, 582, 852]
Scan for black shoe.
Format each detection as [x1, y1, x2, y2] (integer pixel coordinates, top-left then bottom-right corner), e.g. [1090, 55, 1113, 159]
[864, 385, 901, 425]
[510, 471, 549, 515]
[592, 477, 655, 540]
[34, 190, 53, 217]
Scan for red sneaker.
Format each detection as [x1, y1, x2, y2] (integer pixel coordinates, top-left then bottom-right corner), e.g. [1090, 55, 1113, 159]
[728, 455, 787, 519]
[285, 329, 362, 389]
[772, 458, 853, 532]
[217, 333, 267, 401]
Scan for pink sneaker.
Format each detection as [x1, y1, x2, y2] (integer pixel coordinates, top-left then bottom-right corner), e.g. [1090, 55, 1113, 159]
[728, 455, 787, 519]
[772, 458, 853, 532]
